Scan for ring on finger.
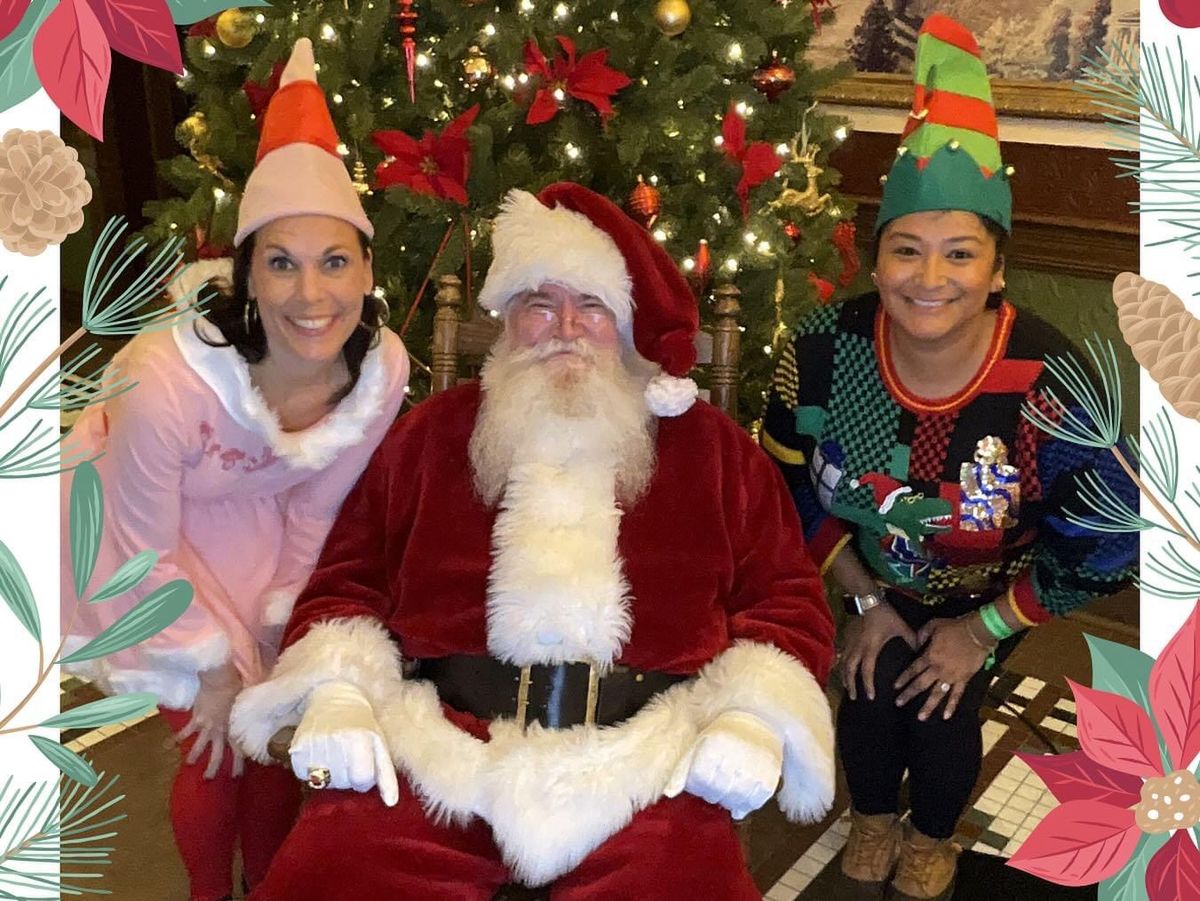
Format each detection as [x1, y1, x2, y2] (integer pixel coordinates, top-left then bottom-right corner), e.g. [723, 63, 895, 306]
[306, 766, 332, 790]
[938, 681, 952, 693]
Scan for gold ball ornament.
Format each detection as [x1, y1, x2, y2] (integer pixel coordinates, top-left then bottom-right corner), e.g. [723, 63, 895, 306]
[177, 112, 208, 148]
[462, 45, 494, 89]
[654, 0, 692, 37]
[215, 9, 257, 49]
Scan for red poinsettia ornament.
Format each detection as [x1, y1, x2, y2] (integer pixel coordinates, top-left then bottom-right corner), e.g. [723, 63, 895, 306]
[721, 105, 782, 218]
[522, 35, 631, 126]
[243, 60, 285, 127]
[372, 105, 480, 204]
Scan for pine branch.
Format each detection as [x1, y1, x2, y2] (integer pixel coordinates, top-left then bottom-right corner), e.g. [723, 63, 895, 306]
[1079, 39, 1200, 266]
[0, 773, 124, 897]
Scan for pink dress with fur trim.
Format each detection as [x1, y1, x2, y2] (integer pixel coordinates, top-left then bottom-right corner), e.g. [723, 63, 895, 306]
[60, 320, 409, 709]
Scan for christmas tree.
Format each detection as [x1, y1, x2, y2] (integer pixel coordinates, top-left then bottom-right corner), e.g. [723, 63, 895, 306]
[145, 1, 859, 420]
[848, 0, 901, 74]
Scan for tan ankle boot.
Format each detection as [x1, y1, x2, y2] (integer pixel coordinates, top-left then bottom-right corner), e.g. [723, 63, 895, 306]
[888, 822, 959, 900]
[841, 810, 902, 885]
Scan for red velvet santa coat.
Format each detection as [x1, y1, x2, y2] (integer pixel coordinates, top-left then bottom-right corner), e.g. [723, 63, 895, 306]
[232, 383, 835, 886]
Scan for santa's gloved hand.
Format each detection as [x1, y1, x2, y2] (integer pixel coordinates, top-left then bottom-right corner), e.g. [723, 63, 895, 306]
[663, 710, 783, 820]
[289, 681, 400, 806]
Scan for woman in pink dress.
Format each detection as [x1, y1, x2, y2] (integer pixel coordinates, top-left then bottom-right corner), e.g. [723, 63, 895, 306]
[60, 38, 409, 901]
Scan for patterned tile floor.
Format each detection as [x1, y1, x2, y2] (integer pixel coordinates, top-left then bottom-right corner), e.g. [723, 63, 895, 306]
[773, 672, 1079, 899]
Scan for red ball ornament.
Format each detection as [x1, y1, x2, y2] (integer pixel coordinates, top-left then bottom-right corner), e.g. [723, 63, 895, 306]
[752, 56, 796, 102]
[784, 221, 803, 244]
[626, 176, 662, 229]
[1161, 1, 1200, 27]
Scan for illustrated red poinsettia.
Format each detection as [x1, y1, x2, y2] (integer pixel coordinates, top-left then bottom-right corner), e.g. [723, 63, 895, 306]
[1010, 601, 1200, 898]
[28, 0, 186, 140]
[372, 105, 480, 205]
[721, 105, 782, 218]
[522, 35, 631, 126]
[243, 60, 286, 127]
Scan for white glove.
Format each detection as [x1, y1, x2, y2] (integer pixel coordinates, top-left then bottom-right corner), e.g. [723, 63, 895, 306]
[664, 711, 783, 820]
[288, 681, 400, 806]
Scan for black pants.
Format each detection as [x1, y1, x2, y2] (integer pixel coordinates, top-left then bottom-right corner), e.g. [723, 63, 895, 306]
[837, 591, 1022, 839]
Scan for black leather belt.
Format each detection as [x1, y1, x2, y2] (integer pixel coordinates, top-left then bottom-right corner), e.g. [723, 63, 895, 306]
[414, 655, 690, 730]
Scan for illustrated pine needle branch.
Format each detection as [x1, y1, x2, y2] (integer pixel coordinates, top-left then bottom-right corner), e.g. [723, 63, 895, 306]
[0, 280, 53, 391]
[1077, 40, 1200, 266]
[1139, 541, 1200, 600]
[0, 216, 211, 428]
[1021, 337, 1200, 595]
[0, 418, 96, 479]
[0, 772, 124, 898]
[26, 346, 136, 414]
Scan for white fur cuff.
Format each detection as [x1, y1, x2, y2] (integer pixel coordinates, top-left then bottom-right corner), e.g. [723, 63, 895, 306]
[691, 640, 835, 823]
[229, 616, 404, 763]
[644, 373, 698, 417]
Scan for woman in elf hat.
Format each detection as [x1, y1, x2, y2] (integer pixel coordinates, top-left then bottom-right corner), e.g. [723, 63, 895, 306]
[762, 15, 1136, 901]
[59, 38, 409, 901]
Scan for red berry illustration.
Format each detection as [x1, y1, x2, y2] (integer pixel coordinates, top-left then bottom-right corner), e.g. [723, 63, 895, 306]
[1161, 0, 1200, 28]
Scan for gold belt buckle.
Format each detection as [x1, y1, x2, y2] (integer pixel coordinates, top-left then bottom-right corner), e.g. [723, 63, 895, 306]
[515, 665, 532, 730]
[513, 662, 601, 731]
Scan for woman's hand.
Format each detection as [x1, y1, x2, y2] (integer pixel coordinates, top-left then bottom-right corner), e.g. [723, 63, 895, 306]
[894, 618, 992, 721]
[178, 662, 245, 779]
[841, 603, 918, 702]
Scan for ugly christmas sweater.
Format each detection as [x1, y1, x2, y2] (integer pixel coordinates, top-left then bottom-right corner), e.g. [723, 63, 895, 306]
[762, 293, 1136, 623]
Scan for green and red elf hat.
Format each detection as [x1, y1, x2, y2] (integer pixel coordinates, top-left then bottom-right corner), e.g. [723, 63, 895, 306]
[875, 14, 1013, 234]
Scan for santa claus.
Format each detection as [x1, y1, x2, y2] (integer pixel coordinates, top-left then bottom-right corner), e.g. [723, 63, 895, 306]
[231, 183, 836, 899]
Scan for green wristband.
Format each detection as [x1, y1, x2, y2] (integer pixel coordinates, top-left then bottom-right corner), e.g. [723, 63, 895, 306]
[979, 603, 1016, 642]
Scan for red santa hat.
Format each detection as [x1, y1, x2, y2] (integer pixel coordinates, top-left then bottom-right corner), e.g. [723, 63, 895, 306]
[234, 38, 373, 247]
[477, 183, 700, 417]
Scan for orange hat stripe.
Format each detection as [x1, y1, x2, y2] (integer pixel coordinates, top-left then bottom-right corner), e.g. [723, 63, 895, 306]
[256, 81, 341, 164]
[918, 13, 981, 56]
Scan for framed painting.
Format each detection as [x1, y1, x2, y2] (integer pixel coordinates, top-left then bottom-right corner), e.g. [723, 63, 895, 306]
[811, 0, 1140, 119]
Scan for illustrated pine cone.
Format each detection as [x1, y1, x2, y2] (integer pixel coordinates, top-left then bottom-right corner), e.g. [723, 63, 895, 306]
[0, 129, 91, 256]
[1112, 271, 1200, 420]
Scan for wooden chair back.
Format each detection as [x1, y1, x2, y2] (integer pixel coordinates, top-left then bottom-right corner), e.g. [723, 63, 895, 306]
[429, 275, 742, 419]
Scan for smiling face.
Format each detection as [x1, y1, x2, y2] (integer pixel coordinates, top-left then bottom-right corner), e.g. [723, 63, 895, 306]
[506, 281, 621, 371]
[874, 210, 1005, 348]
[247, 215, 373, 370]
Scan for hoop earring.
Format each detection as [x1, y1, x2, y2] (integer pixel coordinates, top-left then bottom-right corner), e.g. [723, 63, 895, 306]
[372, 293, 391, 327]
[243, 299, 259, 334]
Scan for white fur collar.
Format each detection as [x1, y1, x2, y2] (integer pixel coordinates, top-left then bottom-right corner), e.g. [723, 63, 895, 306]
[172, 319, 393, 470]
[486, 432, 632, 666]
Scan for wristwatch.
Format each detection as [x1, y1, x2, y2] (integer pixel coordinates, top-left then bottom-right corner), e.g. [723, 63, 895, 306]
[843, 590, 884, 616]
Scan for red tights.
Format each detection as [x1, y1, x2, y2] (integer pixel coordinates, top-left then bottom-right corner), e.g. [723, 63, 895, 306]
[160, 707, 302, 901]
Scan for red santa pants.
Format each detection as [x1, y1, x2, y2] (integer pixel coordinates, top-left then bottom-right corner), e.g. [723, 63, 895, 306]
[160, 707, 303, 901]
[250, 778, 760, 900]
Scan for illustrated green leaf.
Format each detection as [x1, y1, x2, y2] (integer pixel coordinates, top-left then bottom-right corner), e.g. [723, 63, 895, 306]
[0, 536, 39, 641]
[87, 550, 158, 604]
[69, 460, 104, 599]
[39, 692, 157, 730]
[1099, 830, 1169, 901]
[0, 0, 54, 114]
[26, 736, 98, 787]
[166, 0, 271, 26]
[1087, 634, 1155, 711]
[58, 580, 193, 664]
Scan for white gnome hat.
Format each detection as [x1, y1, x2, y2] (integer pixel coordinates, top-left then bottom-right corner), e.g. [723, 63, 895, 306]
[234, 38, 372, 246]
[478, 183, 700, 417]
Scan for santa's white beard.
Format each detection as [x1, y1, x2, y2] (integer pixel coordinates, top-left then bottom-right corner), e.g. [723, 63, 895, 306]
[469, 335, 656, 509]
